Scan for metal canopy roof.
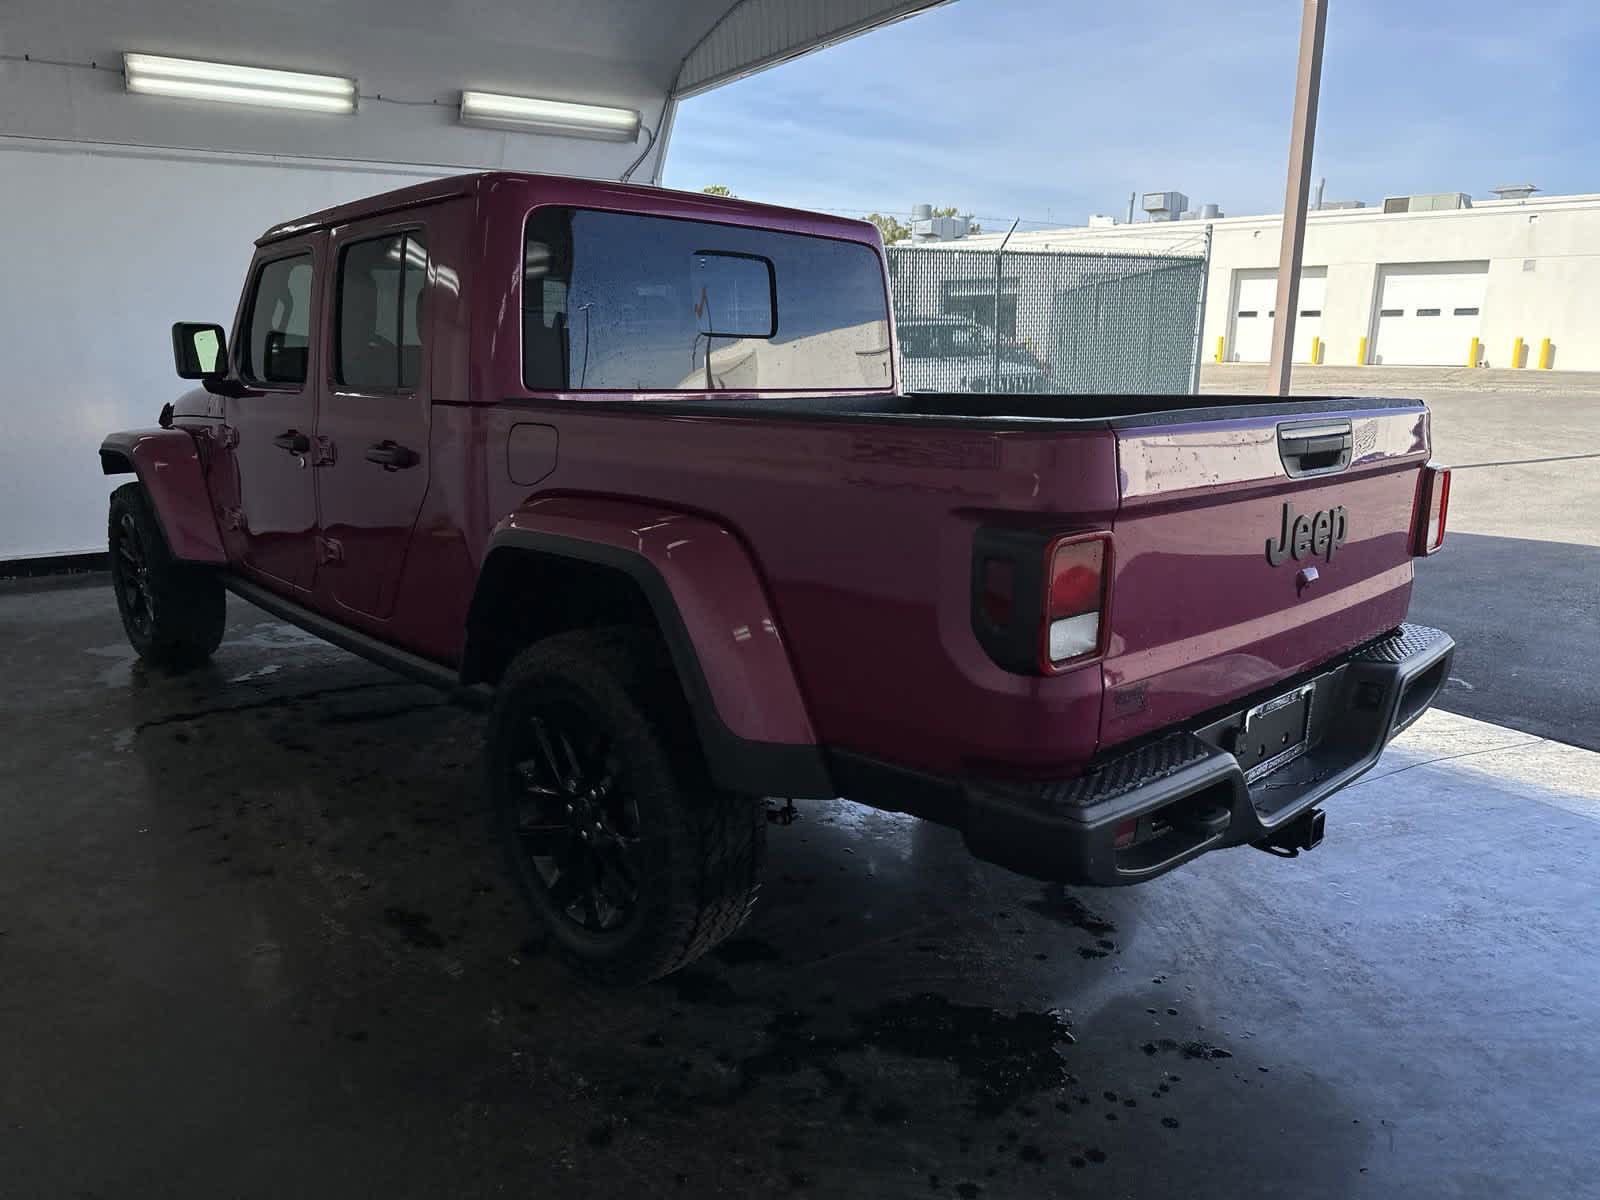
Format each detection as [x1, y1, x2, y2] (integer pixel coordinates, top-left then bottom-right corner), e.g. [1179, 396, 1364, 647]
[1, 0, 951, 182]
[674, 0, 950, 97]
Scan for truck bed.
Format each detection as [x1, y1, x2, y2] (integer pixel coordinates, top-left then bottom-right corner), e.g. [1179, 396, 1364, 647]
[470, 389, 1431, 780]
[529, 390, 1423, 427]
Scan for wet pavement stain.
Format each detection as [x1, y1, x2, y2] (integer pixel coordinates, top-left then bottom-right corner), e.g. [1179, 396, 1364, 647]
[859, 994, 1077, 1118]
[1142, 1035, 1232, 1060]
[719, 993, 1077, 1121]
[1025, 886, 1116, 937]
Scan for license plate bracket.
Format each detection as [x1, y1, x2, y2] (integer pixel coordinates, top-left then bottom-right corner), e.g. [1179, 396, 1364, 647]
[1237, 683, 1315, 782]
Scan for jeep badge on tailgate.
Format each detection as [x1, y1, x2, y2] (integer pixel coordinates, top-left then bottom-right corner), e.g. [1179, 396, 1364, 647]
[1266, 501, 1349, 565]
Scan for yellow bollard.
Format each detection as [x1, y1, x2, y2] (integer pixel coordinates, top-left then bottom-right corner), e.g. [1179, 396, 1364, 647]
[1539, 338, 1553, 369]
[1358, 335, 1368, 365]
[1512, 336, 1524, 368]
[1468, 337, 1480, 367]
[1215, 335, 1225, 363]
[1310, 335, 1322, 365]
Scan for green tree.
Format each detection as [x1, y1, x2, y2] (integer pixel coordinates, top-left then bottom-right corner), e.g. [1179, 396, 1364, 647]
[702, 184, 735, 197]
[866, 212, 911, 245]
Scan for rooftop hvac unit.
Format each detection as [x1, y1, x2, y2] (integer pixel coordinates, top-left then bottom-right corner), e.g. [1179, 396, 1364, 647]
[912, 203, 934, 221]
[1382, 192, 1472, 214]
[911, 213, 968, 241]
[1317, 200, 1365, 211]
[1200, 203, 1222, 219]
[1141, 190, 1188, 221]
[1088, 214, 1118, 227]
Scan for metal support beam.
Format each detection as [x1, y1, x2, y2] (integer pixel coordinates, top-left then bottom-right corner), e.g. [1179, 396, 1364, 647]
[1189, 222, 1215, 392]
[992, 217, 1019, 391]
[1267, 0, 1329, 396]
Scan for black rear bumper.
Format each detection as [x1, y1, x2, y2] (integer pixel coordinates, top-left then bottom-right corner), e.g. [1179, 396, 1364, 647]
[834, 623, 1454, 887]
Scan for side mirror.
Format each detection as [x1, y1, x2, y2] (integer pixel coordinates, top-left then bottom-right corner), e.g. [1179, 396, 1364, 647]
[172, 322, 228, 379]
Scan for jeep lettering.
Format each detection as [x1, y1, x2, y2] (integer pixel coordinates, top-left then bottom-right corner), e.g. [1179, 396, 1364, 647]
[1267, 501, 1350, 565]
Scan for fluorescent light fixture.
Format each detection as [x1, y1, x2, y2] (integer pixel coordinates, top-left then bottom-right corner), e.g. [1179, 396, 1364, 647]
[123, 53, 356, 114]
[459, 90, 639, 141]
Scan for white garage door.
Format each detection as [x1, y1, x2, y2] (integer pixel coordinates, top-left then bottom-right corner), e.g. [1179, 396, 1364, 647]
[1371, 262, 1489, 366]
[1229, 268, 1325, 363]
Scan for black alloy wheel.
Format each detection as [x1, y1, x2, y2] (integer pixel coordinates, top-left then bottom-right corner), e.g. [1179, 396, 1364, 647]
[111, 508, 156, 641]
[486, 628, 767, 984]
[106, 482, 226, 669]
[509, 702, 643, 934]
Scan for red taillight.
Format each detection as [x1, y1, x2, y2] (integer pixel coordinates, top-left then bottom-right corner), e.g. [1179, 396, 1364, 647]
[1114, 817, 1138, 849]
[1049, 540, 1103, 618]
[1043, 535, 1109, 668]
[1415, 464, 1451, 555]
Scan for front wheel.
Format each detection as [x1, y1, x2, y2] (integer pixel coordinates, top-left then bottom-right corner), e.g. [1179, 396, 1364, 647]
[108, 482, 225, 670]
[486, 628, 766, 984]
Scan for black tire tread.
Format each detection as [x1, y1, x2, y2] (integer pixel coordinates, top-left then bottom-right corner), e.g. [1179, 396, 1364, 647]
[108, 482, 225, 670]
[490, 627, 765, 983]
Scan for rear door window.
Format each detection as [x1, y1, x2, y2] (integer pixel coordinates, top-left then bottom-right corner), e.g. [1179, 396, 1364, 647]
[337, 231, 428, 391]
[243, 254, 313, 385]
[523, 208, 891, 391]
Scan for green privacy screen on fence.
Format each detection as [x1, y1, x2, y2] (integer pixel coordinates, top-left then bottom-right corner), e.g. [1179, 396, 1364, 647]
[886, 243, 1208, 394]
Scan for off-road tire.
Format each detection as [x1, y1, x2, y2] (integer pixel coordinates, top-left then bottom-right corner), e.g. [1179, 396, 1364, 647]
[108, 482, 226, 670]
[486, 627, 766, 984]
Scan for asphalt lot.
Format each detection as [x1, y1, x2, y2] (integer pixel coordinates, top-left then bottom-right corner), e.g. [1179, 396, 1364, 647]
[1203, 365, 1600, 751]
[2, 586, 1597, 1199]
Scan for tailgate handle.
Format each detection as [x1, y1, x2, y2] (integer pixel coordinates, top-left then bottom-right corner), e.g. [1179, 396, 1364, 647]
[1278, 420, 1352, 477]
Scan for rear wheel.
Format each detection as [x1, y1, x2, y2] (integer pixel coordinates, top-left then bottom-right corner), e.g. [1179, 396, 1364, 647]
[108, 482, 225, 670]
[486, 628, 765, 984]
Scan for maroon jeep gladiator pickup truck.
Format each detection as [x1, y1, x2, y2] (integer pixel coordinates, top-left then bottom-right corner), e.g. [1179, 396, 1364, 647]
[101, 171, 1454, 982]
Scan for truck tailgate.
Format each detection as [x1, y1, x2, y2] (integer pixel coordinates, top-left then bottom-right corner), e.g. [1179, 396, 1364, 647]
[1102, 403, 1429, 748]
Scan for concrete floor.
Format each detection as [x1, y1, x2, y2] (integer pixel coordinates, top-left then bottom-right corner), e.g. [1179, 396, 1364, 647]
[3, 584, 1598, 1198]
[1202, 364, 1600, 751]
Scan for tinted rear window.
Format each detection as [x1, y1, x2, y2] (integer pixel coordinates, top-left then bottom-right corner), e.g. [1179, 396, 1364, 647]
[522, 208, 892, 391]
[337, 231, 427, 391]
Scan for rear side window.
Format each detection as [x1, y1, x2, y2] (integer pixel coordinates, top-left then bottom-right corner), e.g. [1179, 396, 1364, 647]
[337, 232, 428, 391]
[244, 254, 313, 384]
[522, 207, 891, 391]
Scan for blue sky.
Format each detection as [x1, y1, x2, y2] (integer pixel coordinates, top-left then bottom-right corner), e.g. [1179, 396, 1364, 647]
[663, 0, 1597, 228]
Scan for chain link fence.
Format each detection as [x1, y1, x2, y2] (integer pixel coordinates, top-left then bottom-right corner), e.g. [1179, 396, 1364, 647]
[887, 240, 1210, 394]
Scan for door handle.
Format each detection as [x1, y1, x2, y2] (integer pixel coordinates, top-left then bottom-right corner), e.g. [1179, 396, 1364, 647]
[273, 430, 311, 454]
[365, 440, 420, 470]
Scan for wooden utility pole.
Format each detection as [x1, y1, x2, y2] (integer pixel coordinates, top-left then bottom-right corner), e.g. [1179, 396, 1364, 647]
[1267, 0, 1329, 395]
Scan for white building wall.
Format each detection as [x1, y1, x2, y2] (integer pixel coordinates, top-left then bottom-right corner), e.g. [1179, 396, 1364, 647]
[0, 143, 445, 561]
[943, 194, 1600, 373]
[1197, 200, 1600, 369]
[1320, 261, 1378, 366]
